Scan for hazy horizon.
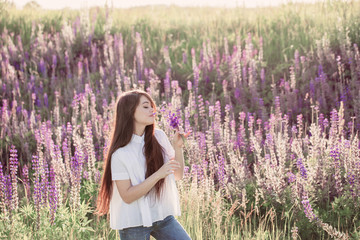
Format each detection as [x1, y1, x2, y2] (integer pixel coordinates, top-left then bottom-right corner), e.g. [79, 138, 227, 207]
[11, 0, 323, 10]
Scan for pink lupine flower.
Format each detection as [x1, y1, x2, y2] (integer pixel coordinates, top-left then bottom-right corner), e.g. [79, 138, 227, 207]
[301, 196, 318, 222]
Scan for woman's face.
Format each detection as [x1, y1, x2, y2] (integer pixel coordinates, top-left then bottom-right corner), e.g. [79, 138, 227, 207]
[133, 95, 155, 127]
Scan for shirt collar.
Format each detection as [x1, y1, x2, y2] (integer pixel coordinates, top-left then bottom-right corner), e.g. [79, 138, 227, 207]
[131, 133, 145, 143]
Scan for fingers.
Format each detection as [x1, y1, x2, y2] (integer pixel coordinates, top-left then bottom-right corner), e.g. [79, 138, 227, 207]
[159, 160, 180, 178]
[167, 160, 180, 169]
[165, 160, 180, 175]
[174, 129, 191, 138]
[184, 131, 191, 138]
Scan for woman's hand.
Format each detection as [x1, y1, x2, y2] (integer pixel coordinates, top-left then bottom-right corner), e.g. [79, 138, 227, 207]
[155, 159, 180, 179]
[116, 159, 180, 204]
[173, 130, 191, 148]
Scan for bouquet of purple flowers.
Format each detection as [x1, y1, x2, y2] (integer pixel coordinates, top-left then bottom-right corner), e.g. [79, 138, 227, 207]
[167, 112, 187, 145]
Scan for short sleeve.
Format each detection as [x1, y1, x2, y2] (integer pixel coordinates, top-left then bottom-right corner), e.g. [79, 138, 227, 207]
[155, 129, 175, 161]
[111, 151, 130, 180]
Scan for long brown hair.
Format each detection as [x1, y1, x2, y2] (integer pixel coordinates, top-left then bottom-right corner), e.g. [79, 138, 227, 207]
[95, 90, 165, 216]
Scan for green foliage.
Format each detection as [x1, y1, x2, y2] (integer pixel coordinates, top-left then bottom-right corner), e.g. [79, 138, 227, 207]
[0, 200, 116, 239]
[0, 131, 36, 167]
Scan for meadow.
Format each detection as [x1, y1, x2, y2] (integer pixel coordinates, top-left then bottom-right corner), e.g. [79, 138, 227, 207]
[0, 0, 360, 239]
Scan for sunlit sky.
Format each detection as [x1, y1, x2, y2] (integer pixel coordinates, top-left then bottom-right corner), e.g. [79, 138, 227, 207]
[12, 0, 322, 9]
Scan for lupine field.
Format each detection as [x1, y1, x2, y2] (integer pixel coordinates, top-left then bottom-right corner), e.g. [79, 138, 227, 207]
[1, 1, 360, 239]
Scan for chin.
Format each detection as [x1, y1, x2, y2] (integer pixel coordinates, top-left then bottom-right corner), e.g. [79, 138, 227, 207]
[146, 121, 154, 126]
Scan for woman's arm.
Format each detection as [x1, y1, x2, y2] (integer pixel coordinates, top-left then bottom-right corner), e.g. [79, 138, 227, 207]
[173, 146, 185, 180]
[172, 130, 190, 181]
[115, 160, 180, 204]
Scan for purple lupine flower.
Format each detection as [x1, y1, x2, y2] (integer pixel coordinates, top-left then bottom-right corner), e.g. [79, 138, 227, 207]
[32, 155, 41, 210]
[301, 197, 318, 222]
[264, 121, 271, 132]
[41, 160, 50, 206]
[258, 98, 264, 108]
[9, 145, 19, 210]
[70, 148, 84, 208]
[187, 81, 192, 91]
[38, 58, 46, 78]
[52, 54, 57, 67]
[16, 105, 22, 114]
[95, 170, 101, 184]
[217, 155, 226, 188]
[171, 80, 179, 90]
[0, 162, 6, 213]
[300, 56, 306, 65]
[297, 114, 303, 136]
[48, 166, 57, 224]
[330, 146, 343, 194]
[44, 93, 48, 108]
[330, 109, 339, 124]
[168, 112, 180, 129]
[248, 114, 255, 128]
[318, 113, 324, 129]
[66, 122, 73, 136]
[191, 164, 204, 183]
[329, 109, 339, 136]
[184, 166, 190, 176]
[236, 127, 246, 151]
[347, 121, 353, 136]
[235, 88, 241, 100]
[208, 105, 215, 117]
[83, 170, 89, 181]
[296, 158, 307, 180]
[347, 172, 356, 197]
[274, 96, 281, 113]
[198, 132, 206, 154]
[199, 48, 204, 64]
[5, 175, 12, 210]
[239, 112, 246, 122]
[265, 133, 274, 146]
[287, 172, 296, 183]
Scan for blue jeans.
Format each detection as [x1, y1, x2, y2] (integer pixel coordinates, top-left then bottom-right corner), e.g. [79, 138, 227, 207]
[119, 215, 191, 240]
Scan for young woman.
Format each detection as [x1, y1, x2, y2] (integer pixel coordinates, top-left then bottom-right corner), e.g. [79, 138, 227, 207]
[96, 90, 191, 240]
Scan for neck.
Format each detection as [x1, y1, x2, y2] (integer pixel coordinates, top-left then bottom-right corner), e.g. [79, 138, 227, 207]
[134, 125, 146, 136]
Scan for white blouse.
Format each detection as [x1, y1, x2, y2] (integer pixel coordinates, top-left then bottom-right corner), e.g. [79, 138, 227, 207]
[110, 128, 181, 230]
